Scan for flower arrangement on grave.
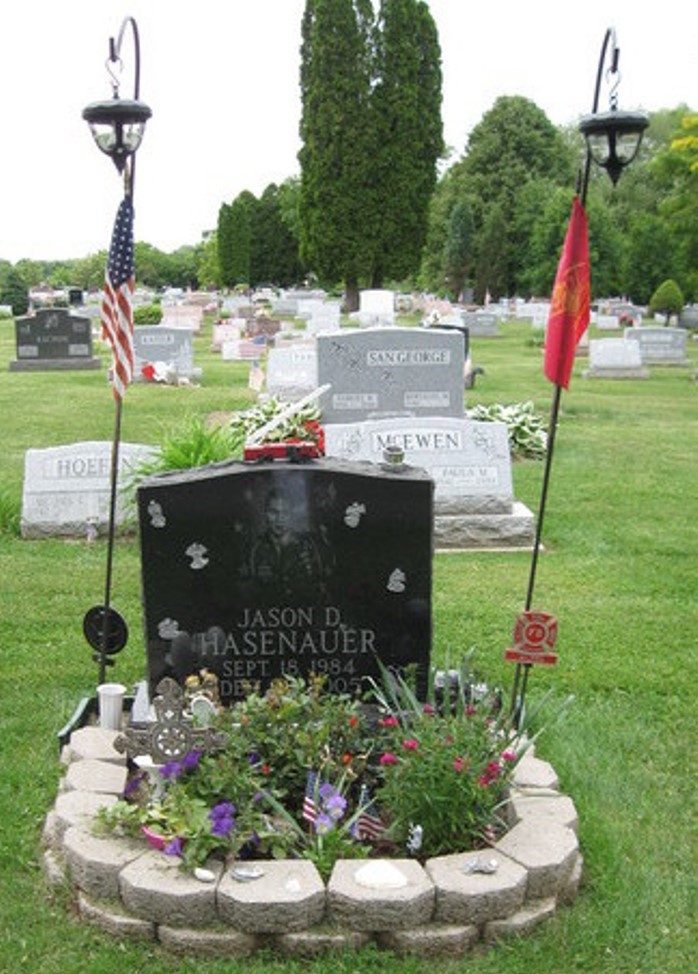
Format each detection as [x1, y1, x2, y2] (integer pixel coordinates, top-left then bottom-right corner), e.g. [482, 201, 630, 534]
[96, 664, 525, 879]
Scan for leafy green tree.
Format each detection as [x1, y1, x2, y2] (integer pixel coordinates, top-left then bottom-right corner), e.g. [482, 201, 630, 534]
[299, 0, 375, 309]
[228, 191, 256, 286]
[217, 203, 235, 287]
[197, 233, 220, 290]
[369, 0, 443, 286]
[442, 200, 474, 300]
[649, 279, 684, 321]
[425, 96, 574, 299]
[250, 184, 303, 286]
[652, 112, 698, 301]
[0, 267, 29, 315]
[624, 213, 675, 305]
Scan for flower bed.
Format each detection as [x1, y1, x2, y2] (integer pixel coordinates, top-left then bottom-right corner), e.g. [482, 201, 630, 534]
[94, 672, 522, 876]
[44, 726, 582, 958]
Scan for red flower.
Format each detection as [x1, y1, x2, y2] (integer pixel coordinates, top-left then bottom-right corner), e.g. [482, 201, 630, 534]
[261, 764, 271, 775]
[464, 705, 477, 717]
[453, 757, 466, 773]
[379, 716, 399, 728]
[349, 716, 358, 728]
[422, 704, 435, 715]
[380, 752, 398, 766]
[501, 750, 516, 763]
[341, 752, 352, 765]
[402, 738, 419, 751]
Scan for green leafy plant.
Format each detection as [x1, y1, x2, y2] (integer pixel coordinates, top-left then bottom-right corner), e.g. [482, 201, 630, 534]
[466, 401, 547, 459]
[133, 303, 164, 325]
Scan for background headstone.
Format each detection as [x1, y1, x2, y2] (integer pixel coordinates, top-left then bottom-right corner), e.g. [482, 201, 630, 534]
[317, 327, 465, 424]
[10, 309, 100, 371]
[138, 457, 433, 703]
[266, 345, 318, 400]
[132, 327, 197, 379]
[584, 338, 650, 379]
[623, 326, 688, 365]
[21, 441, 155, 539]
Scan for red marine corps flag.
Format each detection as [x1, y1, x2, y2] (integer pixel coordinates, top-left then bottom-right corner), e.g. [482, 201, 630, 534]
[101, 197, 135, 401]
[544, 196, 590, 389]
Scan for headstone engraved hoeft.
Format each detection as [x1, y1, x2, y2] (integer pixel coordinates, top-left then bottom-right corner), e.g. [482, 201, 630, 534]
[10, 308, 100, 371]
[138, 458, 433, 704]
[21, 441, 155, 538]
[317, 327, 465, 424]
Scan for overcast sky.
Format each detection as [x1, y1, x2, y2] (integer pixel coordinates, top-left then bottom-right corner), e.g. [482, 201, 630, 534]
[1, 0, 696, 263]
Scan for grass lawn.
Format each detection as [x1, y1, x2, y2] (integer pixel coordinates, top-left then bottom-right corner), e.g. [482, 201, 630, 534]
[0, 312, 695, 973]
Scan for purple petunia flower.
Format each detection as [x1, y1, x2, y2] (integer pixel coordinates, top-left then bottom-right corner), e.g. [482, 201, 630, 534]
[210, 815, 234, 837]
[164, 835, 185, 857]
[181, 749, 202, 770]
[159, 761, 184, 780]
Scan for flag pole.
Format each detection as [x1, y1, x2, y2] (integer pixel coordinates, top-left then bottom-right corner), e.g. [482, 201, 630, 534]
[98, 163, 135, 685]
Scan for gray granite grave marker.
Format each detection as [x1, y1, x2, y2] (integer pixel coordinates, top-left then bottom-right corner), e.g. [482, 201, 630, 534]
[324, 417, 535, 549]
[132, 327, 196, 379]
[317, 327, 465, 424]
[583, 339, 650, 379]
[10, 308, 100, 371]
[21, 441, 156, 539]
[623, 326, 688, 365]
[266, 346, 318, 400]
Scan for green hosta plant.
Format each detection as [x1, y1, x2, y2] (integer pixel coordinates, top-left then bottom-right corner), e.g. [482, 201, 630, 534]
[467, 401, 547, 459]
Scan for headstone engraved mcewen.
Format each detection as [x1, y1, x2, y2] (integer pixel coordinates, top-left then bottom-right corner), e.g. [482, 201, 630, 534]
[138, 457, 433, 704]
[10, 308, 100, 371]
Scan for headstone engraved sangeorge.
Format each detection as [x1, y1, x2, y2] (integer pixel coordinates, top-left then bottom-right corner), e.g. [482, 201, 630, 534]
[10, 308, 100, 371]
[138, 457, 433, 703]
[317, 327, 465, 424]
[21, 441, 155, 538]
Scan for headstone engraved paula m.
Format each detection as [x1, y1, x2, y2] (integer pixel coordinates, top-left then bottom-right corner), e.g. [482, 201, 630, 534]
[10, 308, 100, 371]
[138, 457, 433, 704]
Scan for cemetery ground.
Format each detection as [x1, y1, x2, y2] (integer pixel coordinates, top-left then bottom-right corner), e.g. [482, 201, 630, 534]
[0, 314, 695, 974]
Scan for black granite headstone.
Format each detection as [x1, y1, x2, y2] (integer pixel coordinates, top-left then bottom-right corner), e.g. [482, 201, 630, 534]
[10, 308, 100, 371]
[138, 457, 433, 704]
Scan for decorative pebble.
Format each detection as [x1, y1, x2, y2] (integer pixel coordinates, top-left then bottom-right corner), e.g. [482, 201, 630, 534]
[462, 856, 499, 875]
[231, 865, 265, 882]
[194, 867, 216, 883]
[354, 860, 408, 889]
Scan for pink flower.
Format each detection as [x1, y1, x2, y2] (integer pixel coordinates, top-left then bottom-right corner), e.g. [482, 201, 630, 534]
[464, 705, 477, 717]
[380, 716, 399, 728]
[402, 739, 419, 751]
[501, 750, 516, 763]
[453, 757, 466, 773]
[380, 752, 398, 766]
[422, 704, 435, 715]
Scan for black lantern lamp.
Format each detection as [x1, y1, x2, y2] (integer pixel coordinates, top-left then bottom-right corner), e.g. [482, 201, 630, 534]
[579, 28, 649, 198]
[82, 17, 151, 176]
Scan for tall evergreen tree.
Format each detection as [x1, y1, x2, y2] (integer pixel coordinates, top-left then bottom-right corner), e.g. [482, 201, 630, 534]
[370, 0, 443, 287]
[299, 0, 375, 309]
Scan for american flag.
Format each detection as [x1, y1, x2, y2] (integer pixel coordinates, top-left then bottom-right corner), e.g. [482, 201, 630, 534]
[302, 770, 318, 824]
[354, 786, 385, 841]
[102, 197, 135, 401]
